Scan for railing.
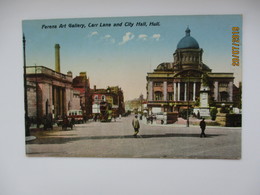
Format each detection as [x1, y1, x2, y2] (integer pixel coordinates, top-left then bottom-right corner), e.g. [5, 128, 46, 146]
[26, 66, 72, 82]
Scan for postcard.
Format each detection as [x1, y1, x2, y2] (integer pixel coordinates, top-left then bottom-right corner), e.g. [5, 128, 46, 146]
[23, 15, 242, 159]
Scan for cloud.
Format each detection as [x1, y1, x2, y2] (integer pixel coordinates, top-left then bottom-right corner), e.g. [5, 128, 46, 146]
[89, 31, 98, 37]
[152, 34, 161, 41]
[119, 32, 135, 45]
[104, 35, 111, 39]
[103, 34, 115, 44]
[138, 34, 148, 41]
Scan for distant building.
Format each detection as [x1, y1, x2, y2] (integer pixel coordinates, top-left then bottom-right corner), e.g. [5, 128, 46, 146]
[72, 72, 92, 118]
[70, 89, 81, 111]
[146, 27, 236, 114]
[124, 94, 145, 113]
[92, 86, 125, 116]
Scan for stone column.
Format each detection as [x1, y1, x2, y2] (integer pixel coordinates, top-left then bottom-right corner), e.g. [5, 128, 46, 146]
[214, 81, 219, 101]
[53, 87, 57, 116]
[184, 82, 187, 101]
[148, 81, 153, 101]
[49, 84, 53, 115]
[59, 88, 63, 116]
[173, 82, 176, 101]
[228, 81, 233, 102]
[163, 81, 167, 101]
[177, 82, 180, 101]
[193, 82, 196, 101]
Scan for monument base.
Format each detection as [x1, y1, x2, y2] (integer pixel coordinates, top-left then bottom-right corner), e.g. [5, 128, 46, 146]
[198, 108, 210, 117]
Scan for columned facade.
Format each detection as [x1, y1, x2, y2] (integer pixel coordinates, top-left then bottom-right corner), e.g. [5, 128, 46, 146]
[146, 27, 235, 113]
[26, 66, 76, 119]
[177, 82, 180, 101]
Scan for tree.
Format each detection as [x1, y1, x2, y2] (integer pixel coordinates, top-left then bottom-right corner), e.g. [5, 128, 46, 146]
[210, 107, 218, 120]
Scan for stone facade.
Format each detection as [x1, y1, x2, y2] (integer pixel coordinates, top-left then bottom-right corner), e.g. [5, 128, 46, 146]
[26, 81, 36, 118]
[72, 72, 92, 118]
[92, 86, 125, 116]
[146, 27, 236, 114]
[26, 66, 79, 119]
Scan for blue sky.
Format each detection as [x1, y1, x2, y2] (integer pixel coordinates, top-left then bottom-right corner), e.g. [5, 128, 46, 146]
[23, 15, 242, 100]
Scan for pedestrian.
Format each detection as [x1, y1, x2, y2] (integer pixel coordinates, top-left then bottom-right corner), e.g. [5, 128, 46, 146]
[146, 116, 149, 124]
[200, 118, 206, 138]
[62, 115, 69, 130]
[113, 114, 116, 122]
[150, 115, 153, 124]
[132, 115, 140, 138]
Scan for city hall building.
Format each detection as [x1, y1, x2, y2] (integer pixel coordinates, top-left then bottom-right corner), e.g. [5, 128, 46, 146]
[146, 27, 235, 114]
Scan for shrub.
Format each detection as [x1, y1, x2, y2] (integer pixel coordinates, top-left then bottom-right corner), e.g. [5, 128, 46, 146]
[210, 107, 218, 120]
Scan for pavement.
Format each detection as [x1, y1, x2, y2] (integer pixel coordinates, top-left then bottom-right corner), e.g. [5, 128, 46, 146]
[26, 116, 241, 159]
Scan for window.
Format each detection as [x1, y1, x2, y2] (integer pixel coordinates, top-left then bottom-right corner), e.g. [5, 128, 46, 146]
[154, 92, 163, 101]
[154, 82, 163, 87]
[219, 83, 228, 88]
[168, 93, 173, 101]
[220, 91, 229, 102]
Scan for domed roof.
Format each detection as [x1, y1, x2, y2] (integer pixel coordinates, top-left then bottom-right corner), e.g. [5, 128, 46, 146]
[177, 27, 199, 49]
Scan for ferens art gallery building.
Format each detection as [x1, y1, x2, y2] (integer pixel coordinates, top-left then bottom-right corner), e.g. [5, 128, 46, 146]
[26, 44, 80, 119]
[146, 28, 236, 114]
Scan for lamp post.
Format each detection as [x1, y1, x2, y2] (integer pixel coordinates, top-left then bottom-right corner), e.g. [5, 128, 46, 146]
[23, 34, 30, 136]
[85, 76, 87, 118]
[186, 71, 190, 127]
[169, 103, 173, 112]
[35, 64, 40, 128]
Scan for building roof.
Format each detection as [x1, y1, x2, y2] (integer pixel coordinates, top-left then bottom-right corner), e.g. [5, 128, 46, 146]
[72, 75, 89, 88]
[177, 27, 200, 49]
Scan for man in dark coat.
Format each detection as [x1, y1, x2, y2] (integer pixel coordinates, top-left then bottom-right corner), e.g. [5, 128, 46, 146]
[200, 118, 206, 138]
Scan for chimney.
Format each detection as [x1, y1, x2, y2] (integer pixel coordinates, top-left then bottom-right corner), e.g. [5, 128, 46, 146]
[55, 44, 60, 72]
[80, 72, 87, 77]
[67, 71, 72, 77]
[94, 85, 96, 91]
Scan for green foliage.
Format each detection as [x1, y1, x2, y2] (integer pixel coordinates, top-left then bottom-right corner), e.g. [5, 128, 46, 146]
[180, 109, 193, 119]
[201, 73, 210, 86]
[194, 97, 200, 107]
[210, 107, 218, 120]
[209, 97, 216, 107]
[220, 107, 229, 113]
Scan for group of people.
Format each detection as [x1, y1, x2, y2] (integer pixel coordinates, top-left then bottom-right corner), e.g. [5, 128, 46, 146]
[132, 115, 207, 138]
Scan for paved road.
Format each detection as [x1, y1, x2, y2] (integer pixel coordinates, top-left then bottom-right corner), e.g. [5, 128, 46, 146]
[26, 115, 241, 159]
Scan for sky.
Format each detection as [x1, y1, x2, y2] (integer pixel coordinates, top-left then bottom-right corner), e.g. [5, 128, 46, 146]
[23, 15, 242, 100]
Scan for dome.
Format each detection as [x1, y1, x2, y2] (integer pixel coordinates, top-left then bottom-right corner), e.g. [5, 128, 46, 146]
[177, 27, 199, 49]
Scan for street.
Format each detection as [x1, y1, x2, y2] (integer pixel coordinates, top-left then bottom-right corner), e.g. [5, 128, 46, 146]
[26, 115, 241, 159]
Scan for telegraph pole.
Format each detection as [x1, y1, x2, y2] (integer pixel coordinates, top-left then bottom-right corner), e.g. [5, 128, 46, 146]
[23, 34, 30, 136]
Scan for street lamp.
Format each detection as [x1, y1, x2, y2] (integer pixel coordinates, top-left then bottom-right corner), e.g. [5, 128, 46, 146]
[169, 103, 173, 112]
[186, 71, 190, 127]
[35, 64, 40, 128]
[23, 34, 30, 136]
